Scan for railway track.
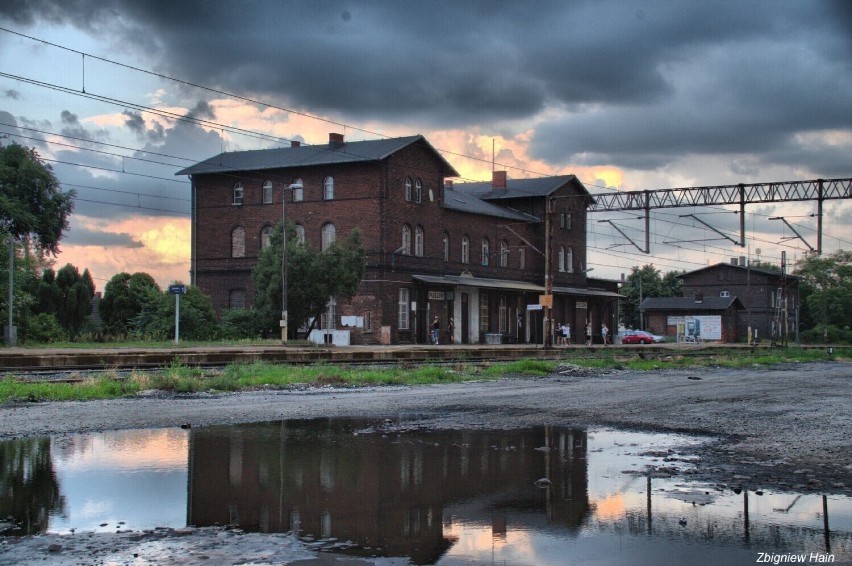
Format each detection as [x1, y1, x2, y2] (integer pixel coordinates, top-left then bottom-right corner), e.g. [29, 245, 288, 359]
[0, 345, 763, 382]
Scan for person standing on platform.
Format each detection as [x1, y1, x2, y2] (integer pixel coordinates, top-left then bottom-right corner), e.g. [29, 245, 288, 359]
[431, 315, 441, 345]
[586, 321, 592, 346]
[447, 318, 455, 344]
[601, 323, 609, 346]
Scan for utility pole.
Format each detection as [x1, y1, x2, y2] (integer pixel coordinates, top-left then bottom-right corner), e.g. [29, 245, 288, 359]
[4, 237, 15, 346]
[543, 197, 553, 348]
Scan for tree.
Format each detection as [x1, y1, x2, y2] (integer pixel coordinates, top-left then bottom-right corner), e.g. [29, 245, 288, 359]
[0, 144, 74, 255]
[619, 264, 677, 329]
[133, 284, 219, 340]
[793, 250, 852, 331]
[54, 263, 94, 337]
[100, 272, 160, 336]
[252, 224, 366, 337]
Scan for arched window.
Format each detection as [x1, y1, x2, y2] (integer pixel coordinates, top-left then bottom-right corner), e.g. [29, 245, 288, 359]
[404, 177, 412, 202]
[499, 296, 508, 332]
[293, 178, 304, 202]
[481, 238, 490, 266]
[231, 226, 245, 258]
[443, 232, 450, 261]
[499, 240, 509, 267]
[414, 179, 422, 203]
[461, 235, 470, 264]
[233, 182, 244, 205]
[261, 226, 274, 250]
[558, 246, 566, 272]
[262, 180, 273, 204]
[295, 224, 305, 245]
[401, 224, 412, 255]
[323, 176, 334, 200]
[321, 223, 336, 251]
[229, 289, 246, 310]
[519, 245, 526, 270]
[414, 226, 424, 257]
[566, 246, 574, 273]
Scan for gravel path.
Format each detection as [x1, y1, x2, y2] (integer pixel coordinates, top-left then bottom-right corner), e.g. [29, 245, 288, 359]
[1, 360, 849, 564]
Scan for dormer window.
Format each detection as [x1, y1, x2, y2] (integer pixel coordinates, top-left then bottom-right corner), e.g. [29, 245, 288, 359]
[720, 290, 730, 298]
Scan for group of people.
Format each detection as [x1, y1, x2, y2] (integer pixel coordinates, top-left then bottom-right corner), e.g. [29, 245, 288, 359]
[557, 321, 609, 346]
[431, 315, 455, 345]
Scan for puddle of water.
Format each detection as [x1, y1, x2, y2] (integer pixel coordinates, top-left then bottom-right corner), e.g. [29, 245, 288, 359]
[0, 419, 849, 565]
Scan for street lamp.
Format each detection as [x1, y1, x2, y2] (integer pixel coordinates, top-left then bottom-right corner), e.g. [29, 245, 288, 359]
[281, 182, 303, 343]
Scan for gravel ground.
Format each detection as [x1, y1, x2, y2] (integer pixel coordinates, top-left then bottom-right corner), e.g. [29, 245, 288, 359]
[1, 360, 850, 564]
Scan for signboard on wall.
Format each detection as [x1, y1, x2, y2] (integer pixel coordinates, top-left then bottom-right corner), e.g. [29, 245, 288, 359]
[428, 291, 445, 300]
[667, 315, 722, 340]
[576, 301, 588, 309]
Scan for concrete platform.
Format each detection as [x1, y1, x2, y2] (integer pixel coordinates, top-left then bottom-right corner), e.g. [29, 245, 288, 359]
[0, 342, 781, 372]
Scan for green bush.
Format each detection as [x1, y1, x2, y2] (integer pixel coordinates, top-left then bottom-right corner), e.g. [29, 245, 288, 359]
[220, 309, 263, 339]
[801, 325, 852, 344]
[25, 313, 66, 343]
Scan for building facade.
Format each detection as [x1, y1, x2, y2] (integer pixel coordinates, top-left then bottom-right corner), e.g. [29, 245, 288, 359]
[678, 259, 799, 342]
[178, 133, 619, 345]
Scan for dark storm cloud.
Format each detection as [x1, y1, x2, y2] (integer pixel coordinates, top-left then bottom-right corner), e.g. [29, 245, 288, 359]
[60, 109, 109, 143]
[63, 225, 144, 248]
[3, 90, 20, 100]
[2, 1, 850, 174]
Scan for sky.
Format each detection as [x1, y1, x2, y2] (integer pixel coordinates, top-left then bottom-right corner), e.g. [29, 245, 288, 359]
[0, 0, 850, 290]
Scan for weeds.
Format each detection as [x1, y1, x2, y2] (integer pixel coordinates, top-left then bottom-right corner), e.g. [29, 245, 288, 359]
[1, 347, 845, 403]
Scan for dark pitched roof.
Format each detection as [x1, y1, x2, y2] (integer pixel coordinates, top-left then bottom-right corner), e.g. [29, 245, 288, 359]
[640, 296, 744, 311]
[176, 135, 459, 177]
[454, 175, 592, 201]
[677, 262, 797, 280]
[442, 189, 540, 222]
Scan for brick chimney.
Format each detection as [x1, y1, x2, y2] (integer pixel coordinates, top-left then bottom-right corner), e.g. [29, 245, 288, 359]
[328, 132, 344, 149]
[492, 170, 507, 191]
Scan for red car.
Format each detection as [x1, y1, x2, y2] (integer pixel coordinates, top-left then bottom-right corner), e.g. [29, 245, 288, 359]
[621, 330, 665, 344]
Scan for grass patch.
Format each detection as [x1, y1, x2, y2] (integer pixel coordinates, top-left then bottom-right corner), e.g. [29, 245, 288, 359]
[2, 346, 847, 403]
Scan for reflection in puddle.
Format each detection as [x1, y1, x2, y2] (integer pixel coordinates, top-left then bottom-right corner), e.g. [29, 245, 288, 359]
[0, 420, 850, 565]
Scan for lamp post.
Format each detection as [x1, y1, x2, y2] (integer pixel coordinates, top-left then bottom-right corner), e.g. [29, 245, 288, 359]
[281, 182, 303, 343]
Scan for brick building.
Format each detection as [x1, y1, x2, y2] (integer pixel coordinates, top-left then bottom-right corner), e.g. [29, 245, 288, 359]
[639, 259, 799, 343]
[177, 133, 619, 344]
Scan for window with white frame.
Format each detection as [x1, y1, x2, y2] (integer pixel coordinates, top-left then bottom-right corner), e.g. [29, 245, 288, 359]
[295, 224, 305, 245]
[229, 289, 246, 310]
[443, 232, 449, 261]
[461, 235, 470, 264]
[263, 180, 273, 204]
[414, 226, 424, 257]
[404, 177, 412, 202]
[233, 182, 244, 205]
[414, 179, 422, 203]
[720, 290, 731, 297]
[321, 223, 336, 251]
[519, 245, 526, 270]
[566, 246, 574, 273]
[479, 293, 489, 333]
[293, 178, 304, 202]
[261, 226, 274, 250]
[231, 226, 245, 257]
[323, 176, 334, 200]
[481, 238, 490, 266]
[499, 296, 508, 332]
[399, 288, 410, 330]
[499, 240, 508, 267]
[558, 246, 566, 272]
[401, 224, 411, 255]
[363, 310, 372, 332]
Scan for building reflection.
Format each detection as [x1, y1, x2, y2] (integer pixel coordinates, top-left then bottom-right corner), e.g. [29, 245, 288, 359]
[187, 420, 590, 564]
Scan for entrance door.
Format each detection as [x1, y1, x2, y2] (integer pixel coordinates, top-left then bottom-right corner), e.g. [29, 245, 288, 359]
[461, 292, 469, 344]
